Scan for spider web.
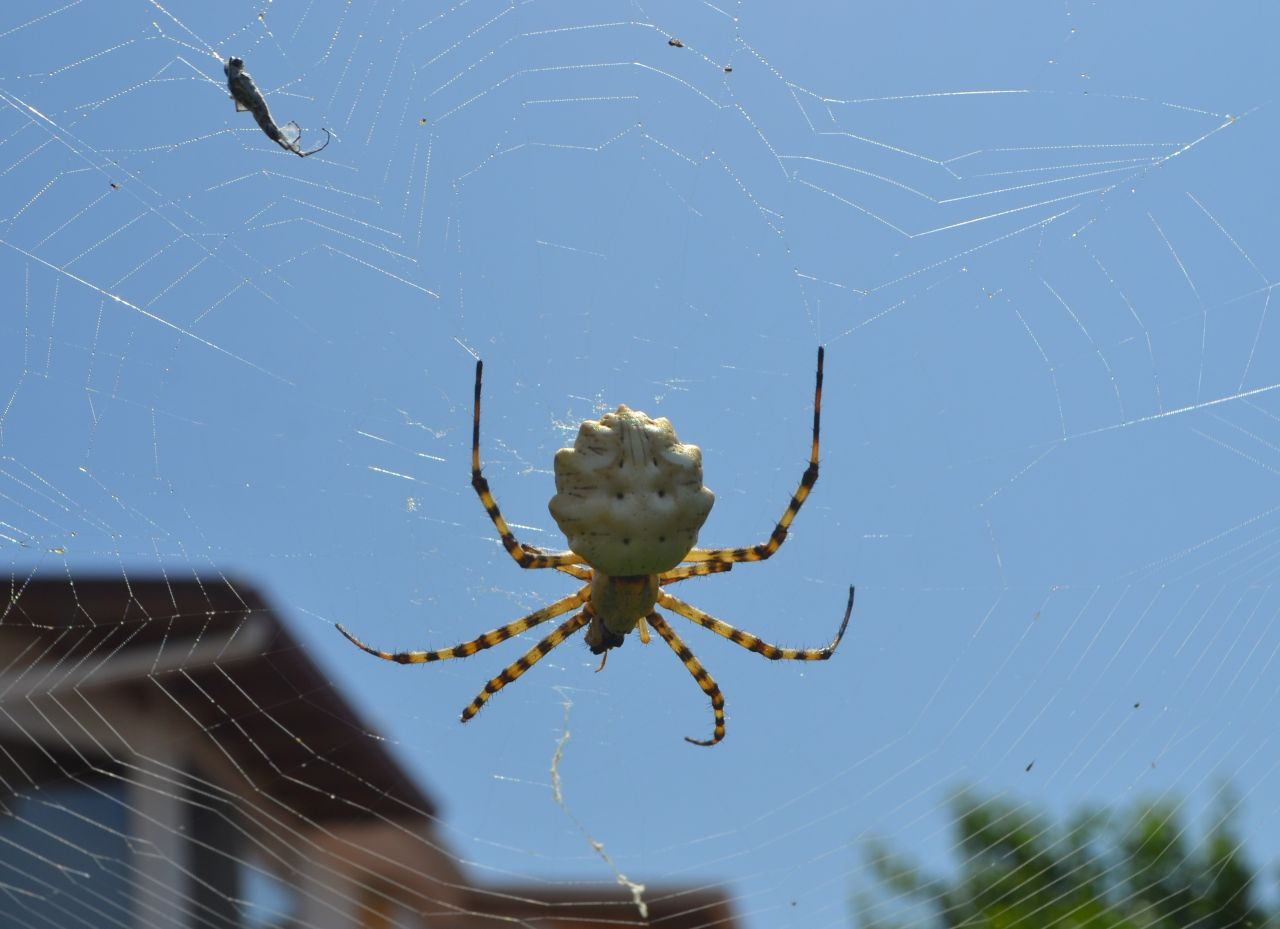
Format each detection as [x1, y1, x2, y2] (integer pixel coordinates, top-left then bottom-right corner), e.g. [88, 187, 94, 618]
[1, 1, 1278, 927]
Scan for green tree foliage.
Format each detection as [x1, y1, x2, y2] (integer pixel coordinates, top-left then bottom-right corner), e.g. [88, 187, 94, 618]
[855, 788, 1274, 929]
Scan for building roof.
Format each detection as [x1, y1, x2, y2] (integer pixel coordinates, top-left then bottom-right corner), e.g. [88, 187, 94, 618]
[1, 574, 436, 822]
[0, 573, 740, 929]
[459, 883, 739, 928]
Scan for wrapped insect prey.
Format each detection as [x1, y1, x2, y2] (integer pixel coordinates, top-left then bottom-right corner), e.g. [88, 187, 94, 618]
[224, 57, 330, 158]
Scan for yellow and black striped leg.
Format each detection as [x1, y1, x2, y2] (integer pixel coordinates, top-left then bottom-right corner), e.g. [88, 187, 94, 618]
[647, 613, 725, 746]
[470, 359, 583, 570]
[686, 346, 824, 565]
[336, 586, 589, 663]
[461, 610, 591, 721]
[657, 586, 854, 660]
[555, 564, 593, 581]
[658, 561, 734, 585]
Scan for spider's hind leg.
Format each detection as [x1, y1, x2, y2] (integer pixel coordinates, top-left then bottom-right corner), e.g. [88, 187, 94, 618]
[470, 359, 584, 570]
[658, 561, 733, 584]
[686, 346, 824, 565]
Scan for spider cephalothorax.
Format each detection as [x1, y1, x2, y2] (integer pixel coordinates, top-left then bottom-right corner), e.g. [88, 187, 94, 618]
[337, 348, 853, 745]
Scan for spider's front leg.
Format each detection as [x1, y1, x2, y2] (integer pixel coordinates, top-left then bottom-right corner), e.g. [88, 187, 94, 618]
[336, 586, 590, 663]
[658, 586, 854, 661]
[461, 610, 591, 721]
[470, 359, 583, 570]
[647, 613, 726, 745]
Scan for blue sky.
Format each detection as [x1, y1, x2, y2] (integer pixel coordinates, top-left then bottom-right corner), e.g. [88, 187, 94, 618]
[2, 2, 1279, 926]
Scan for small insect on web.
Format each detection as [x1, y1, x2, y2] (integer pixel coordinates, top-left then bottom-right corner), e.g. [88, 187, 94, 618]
[224, 57, 330, 158]
[337, 348, 854, 745]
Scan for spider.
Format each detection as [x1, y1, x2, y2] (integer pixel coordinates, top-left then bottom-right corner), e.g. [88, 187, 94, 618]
[337, 348, 854, 745]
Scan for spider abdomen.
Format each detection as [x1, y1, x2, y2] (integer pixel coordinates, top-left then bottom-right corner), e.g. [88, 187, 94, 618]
[550, 405, 714, 575]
